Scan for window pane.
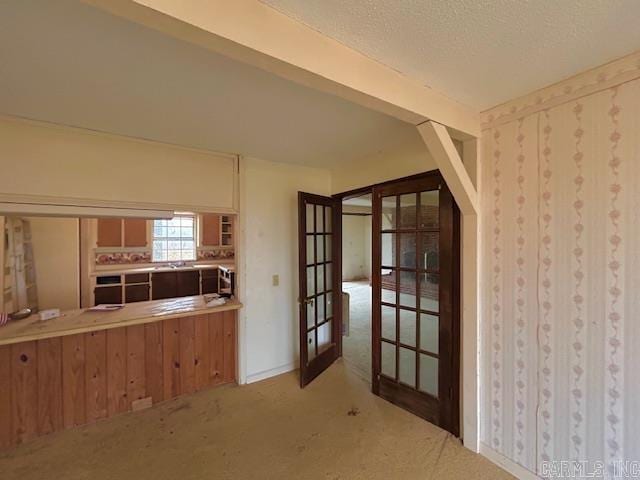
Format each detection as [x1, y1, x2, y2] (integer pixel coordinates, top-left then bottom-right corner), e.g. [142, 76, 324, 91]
[317, 320, 332, 354]
[326, 292, 333, 318]
[325, 263, 332, 293]
[399, 271, 416, 308]
[399, 309, 416, 347]
[381, 305, 396, 341]
[306, 267, 315, 297]
[317, 294, 325, 323]
[152, 216, 197, 262]
[381, 196, 397, 229]
[399, 233, 416, 268]
[399, 347, 416, 387]
[316, 264, 325, 294]
[381, 342, 395, 378]
[381, 269, 396, 304]
[316, 235, 324, 263]
[418, 233, 439, 271]
[420, 313, 439, 354]
[325, 206, 332, 233]
[420, 273, 439, 312]
[325, 235, 332, 262]
[419, 354, 438, 396]
[316, 205, 324, 233]
[306, 204, 315, 233]
[307, 330, 316, 362]
[419, 191, 439, 228]
[400, 193, 417, 229]
[307, 301, 315, 330]
[306, 235, 314, 265]
[381, 233, 395, 266]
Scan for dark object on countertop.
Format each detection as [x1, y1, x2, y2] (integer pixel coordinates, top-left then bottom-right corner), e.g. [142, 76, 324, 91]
[9, 308, 32, 321]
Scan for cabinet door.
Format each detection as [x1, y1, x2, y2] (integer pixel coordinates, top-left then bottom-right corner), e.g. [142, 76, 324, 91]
[151, 272, 177, 300]
[177, 270, 200, 297]
[94, 286, 122, 305]
[97, 219, 122, 247]
[201, 214, 220, 246]
[124, 219, 147, 247]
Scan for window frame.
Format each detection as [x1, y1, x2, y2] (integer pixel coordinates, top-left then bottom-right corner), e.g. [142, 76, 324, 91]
[151, 213, 197, 263]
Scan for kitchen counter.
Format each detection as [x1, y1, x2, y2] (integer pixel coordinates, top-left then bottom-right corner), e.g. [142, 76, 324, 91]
[0, 295, 242, 346]
[91, 263, 234, 276]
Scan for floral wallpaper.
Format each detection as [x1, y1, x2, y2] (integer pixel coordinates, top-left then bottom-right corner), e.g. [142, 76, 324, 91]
[480, 54, 640, 476]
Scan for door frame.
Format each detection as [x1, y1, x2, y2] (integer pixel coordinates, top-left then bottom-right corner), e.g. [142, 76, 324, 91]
[333, 169, 461, 437]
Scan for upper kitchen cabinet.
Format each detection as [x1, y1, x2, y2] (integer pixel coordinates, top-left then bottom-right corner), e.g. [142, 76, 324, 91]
[201, 214, 233, 247]
[97, 218, 148, 248]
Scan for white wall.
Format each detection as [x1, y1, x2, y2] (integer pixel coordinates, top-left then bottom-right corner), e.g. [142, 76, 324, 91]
[240, 156, 331, 383]
[341, 215, 367, 281]
[28, 217, 80, 311]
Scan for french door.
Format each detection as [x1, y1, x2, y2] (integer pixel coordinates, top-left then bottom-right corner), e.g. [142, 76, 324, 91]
[297, 192, 342, 387]
[372, 173, 460, 436]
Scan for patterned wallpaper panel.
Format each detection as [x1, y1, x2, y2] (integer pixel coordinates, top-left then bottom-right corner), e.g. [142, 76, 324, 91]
[480, 78, 640, 476]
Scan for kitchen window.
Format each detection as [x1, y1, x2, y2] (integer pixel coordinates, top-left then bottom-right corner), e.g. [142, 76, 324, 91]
[152, 215, 196, 262]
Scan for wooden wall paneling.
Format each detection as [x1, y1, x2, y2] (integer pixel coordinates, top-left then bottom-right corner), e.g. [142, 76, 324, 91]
[0, 345, 12, 449]
[85, 331, 107, 423]
[36, 338, 63, 435]
[62, 334, 86, 428]
[162, 318, 181, 400]
[97, 218, 122, 247]
[144, 322, 164, 404]
[106, 329, 128, 416]
[222, 311, 236, 383]
[126, 325, 146, 406]
[201, 214, 221, 246]
[10, 341, 38, 444]
[208, 312, 224, 385]
[179, 316, 196, 395]
[123, 219, 147, 247]
[194, 315, 210, 391]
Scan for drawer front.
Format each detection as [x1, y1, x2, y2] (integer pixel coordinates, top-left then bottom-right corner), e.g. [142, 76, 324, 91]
[94, 285, 123, 305]
[125, 284, 150, 303]
[125, 273, 150, 284]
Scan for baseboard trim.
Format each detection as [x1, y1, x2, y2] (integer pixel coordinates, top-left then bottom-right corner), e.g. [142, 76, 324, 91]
[479, 443, 542, 480]
[245, 362, 296, 384]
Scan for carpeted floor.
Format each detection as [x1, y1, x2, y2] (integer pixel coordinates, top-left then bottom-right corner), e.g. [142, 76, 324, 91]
[342, 280, 373, 382]
[0, 361, 513, 480]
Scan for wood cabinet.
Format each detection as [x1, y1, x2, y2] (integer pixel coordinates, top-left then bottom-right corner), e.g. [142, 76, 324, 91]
[97, 218, 147, 248]
[201, 214, 221, 246]
[150, 272, 177, 301]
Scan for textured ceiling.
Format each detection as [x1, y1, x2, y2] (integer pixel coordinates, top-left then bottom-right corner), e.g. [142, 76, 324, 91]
[0, 0, 426, 168]
[262, 0, 640, 110]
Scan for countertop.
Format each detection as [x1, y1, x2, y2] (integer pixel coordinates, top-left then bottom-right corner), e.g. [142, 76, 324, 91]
[0, 296, 242, 346]
[91, 263, 235, 277]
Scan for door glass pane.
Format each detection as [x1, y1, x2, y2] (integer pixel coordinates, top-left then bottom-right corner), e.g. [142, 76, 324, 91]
[316, 264, 325, 294]
[325, 235, 332, 261]
[381, 269, 396, 304]
[307, 300, 315, 329]
[306, 235, 314, 265]
[307, 330, 316, 362]
[400, 193, 417, 228]
[381, 342, 396, 378]
[419, 354, 438, 396]
[381, 196, 397, 230]
[399, 271, 416, 308]
[317, 293, 325, 323]
[326, 291, 333, 318]
[325, 263, 332, 292]
[399, 347, 416, 387]
[381, 305, 396, 341]
[325, 206, 332, 233]
[419, 191, 439, 228]
[420, 273, 439, 312]
[318, 320, 332, 354]
[399, 233, 416, 268]
[399, 309, 416, 347]
[316, 205, 324, 233]
[316, 235, 324, 263]
[306, 266, 315, 297]
[306, 204, 315, 233]
[418, 233, 439, 271]
[420, 313, 439, 354]
[381, 233, 395, 266]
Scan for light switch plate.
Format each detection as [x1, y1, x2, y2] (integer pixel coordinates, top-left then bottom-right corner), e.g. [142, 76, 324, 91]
[272, 274, 279, 286]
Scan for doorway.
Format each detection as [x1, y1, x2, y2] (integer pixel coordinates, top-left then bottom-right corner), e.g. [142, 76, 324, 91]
[298, 171, 460, 436]
[341, 193, 373, 382]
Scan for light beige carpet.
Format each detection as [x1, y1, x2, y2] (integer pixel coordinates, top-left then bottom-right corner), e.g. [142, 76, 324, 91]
[0, 362, 512, 480]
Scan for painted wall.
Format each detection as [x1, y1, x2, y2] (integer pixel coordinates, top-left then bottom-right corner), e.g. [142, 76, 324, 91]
[341, 215, 368, 281]
[479, 51, 640, 477]
[27, 217, 80, 311]
[0, 116, 236, 211]
[240, 156, 331, 383]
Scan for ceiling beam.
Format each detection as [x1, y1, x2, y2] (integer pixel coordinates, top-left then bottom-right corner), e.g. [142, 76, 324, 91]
[417, 121, 478, 215]
[82, 0, 480, 139]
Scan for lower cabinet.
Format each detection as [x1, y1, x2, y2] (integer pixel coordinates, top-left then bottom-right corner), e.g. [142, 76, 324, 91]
[151, 272, 177, 300]
[94, 285, 122, 305]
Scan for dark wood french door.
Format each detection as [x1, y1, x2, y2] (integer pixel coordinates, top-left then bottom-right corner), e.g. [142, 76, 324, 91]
[298, 192, 342, 387]
[372, 173, 460, 436]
